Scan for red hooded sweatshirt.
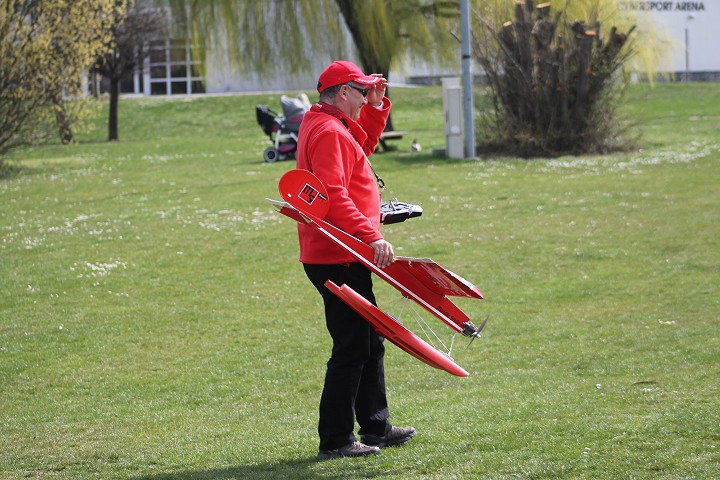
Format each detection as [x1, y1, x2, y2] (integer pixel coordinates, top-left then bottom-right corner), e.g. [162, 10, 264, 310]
[295, 98, 391, 264]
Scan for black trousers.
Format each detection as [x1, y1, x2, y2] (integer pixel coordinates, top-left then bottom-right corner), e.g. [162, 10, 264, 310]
[303, 262, 391, 450]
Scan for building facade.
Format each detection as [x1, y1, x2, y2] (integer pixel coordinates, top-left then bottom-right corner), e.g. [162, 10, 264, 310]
[623, 0, 718, 80]
[116, 1, 719, 96]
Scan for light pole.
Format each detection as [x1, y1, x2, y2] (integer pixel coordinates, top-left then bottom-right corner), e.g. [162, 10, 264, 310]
[460, 0, 475, 158]
[685, 15, 694, 82]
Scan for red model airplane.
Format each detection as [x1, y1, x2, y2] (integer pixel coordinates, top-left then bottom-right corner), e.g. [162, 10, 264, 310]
[268, 169, 487, 377]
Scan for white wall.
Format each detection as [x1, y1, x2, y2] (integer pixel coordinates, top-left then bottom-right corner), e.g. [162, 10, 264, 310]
[203, 51, 327, 95]
[180, 1, 720, 96]
[624, 1, 718, 72]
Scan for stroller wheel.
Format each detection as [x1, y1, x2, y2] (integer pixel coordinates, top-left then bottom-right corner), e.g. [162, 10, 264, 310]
[263, 147, 279, 163]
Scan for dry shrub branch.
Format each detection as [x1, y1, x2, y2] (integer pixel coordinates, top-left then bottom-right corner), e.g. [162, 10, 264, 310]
[473, 1, 636, 157]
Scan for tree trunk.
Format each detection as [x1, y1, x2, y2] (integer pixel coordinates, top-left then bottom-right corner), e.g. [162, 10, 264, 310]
[91, 71, 100, 99]
[52, 94, 74, 144]
[334, 0, 395, 132]
[108, 77, 120, 141]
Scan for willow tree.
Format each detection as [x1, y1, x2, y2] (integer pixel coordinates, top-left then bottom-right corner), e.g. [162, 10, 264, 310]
[169, 0, 461, 131]
[0, 0, 125, 160]
[470, 0, 670, 156]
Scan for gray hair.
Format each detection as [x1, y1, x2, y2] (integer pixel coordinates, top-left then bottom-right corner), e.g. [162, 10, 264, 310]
[319, 84, 343, 102]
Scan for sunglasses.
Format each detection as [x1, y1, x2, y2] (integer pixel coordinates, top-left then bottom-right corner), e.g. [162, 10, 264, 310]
[345, 83, 369, 98]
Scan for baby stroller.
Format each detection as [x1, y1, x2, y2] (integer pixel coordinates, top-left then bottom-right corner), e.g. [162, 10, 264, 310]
[255, 95, 309, 162]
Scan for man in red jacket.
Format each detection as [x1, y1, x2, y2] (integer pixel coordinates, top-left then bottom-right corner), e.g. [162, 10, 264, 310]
[297, 61, 416, 460]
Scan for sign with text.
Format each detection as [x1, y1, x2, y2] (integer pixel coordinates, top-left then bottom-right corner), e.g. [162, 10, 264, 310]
[623, 1, 717, 72]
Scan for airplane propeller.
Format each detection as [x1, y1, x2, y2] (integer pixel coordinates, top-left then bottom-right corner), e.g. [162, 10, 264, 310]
[463, 315, 489, 349]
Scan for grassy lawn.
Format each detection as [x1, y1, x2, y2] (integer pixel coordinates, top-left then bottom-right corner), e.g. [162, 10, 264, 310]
[1, 82, 719, 479]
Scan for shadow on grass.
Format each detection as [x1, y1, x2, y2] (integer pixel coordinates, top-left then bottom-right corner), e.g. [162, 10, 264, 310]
[132, 456, 388, 480]
[0, 161, 23, 179]
[379, 151, 474, 167]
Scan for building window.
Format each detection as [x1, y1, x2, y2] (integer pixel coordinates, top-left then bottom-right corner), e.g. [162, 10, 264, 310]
[143, 38, 204, 95]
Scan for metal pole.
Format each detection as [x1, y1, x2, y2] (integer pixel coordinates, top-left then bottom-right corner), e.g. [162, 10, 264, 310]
[684, 27, 689, 82]
[460, 0, 475, 158]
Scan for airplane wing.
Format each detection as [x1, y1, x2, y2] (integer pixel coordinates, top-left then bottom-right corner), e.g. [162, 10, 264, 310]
[325, 280, 469, 377]
[393, 256, 484, 300]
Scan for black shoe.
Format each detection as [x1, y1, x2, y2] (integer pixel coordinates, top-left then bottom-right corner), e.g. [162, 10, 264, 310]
[361, 426, 416, 448]
[317, 441, 381, 461]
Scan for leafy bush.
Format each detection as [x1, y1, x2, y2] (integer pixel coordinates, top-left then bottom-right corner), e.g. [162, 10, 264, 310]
[0, 0, 124, 168]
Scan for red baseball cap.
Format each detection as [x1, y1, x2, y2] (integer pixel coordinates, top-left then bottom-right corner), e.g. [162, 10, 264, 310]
[317, 61, 382, 92]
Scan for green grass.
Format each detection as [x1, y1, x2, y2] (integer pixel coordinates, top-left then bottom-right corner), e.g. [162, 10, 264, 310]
[1, 83, 719, 479]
